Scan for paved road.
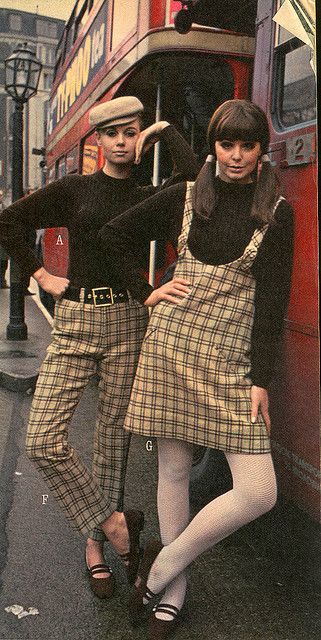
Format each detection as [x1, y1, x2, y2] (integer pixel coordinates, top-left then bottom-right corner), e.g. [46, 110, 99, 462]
[0, 381, 320, 640]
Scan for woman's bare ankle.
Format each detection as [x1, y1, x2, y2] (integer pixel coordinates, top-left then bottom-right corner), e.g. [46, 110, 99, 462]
[85, 542, 112, 579]
[101, 511, 128, 555]
[86, 537, 103, 549]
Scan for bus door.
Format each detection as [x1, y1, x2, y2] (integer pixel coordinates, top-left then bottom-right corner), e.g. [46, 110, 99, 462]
[114, 51, 252, 281]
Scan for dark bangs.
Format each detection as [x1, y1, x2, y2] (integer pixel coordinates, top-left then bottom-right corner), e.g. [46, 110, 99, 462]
[215, 116, 263, 143]
[207, 100, 270, 153]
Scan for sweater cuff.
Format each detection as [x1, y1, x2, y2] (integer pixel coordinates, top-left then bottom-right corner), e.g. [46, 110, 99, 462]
[159, 123, 172, 138]
[128, 278, 154, 304]
[249, 358, 275, 389]
[248, 370, 270, 389]
[0, 240, 41, 280]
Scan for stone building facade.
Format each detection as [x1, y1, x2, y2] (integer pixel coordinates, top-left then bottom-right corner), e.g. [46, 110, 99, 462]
[0, 8, 65, 204]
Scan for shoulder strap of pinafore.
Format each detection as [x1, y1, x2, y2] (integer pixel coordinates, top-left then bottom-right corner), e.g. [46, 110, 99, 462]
[274, 195, 285, 210]
[244, 195, 286, 258]
[177, 181, 195, 255]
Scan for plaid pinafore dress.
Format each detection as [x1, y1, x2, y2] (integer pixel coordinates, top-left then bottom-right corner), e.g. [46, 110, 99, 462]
[124, 183, 280, 453]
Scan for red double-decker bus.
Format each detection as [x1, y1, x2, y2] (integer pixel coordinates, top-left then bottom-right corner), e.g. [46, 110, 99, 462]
[43, 0, 255, 277]
[43, 0, 319, 524]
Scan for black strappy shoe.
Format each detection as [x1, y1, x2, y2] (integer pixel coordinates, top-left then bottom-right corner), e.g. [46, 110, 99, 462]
[85, 553, 115, 599]
[119, 510, 145, 584]
[128, 538, 163, 627]
[149, 603, 181, 640]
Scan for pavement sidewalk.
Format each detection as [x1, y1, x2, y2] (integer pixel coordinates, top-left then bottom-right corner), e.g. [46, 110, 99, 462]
[0, 285, 53, 392]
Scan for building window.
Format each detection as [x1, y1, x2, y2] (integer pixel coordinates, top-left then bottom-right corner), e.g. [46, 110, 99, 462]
[0, 43, 11, 59]
[49, 23, 58, 38]
[37, 44, 47, 65]
[9, 14, 22, 31]
[37, 19, 57, 38]
[43, 72, 52, 91]
[36, 20, 47, 36]
[47, 48, 54, 65]
[36, 20, 57, 38]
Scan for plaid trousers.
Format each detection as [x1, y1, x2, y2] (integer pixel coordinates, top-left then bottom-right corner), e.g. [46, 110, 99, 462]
[26, 294, 148, 538]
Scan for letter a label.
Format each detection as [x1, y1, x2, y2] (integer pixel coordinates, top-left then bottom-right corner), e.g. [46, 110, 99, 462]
[56, 234, 63, 245]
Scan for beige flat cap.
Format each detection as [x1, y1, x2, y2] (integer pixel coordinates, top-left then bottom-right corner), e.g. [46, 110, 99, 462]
[89, 96, 144, 129]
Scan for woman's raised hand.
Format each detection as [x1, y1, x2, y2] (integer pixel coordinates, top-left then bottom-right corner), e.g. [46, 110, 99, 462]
[144, 278, 191, 307]
[135, 121, 170, 164]
[33, 267, 70, 300]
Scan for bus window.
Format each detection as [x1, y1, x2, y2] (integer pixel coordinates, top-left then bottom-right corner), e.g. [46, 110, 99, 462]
[273, 5, 316, 131]
[272, 0, 316, 130]
[64, 21, 75, 60]
[81, 132, 99, 174]
[73, 0, 91, 43]
[48, 165, 56, 183]
[66, 146, 79, 174]
[57, 156, 66, 178]
[274, 39, 316, 129]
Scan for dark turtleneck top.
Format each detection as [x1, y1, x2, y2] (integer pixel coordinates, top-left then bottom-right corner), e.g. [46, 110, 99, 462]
[99, 177, 294, 388]
[0, 124, 197, 290]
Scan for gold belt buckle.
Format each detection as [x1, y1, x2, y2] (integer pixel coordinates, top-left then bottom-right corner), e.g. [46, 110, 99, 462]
[92, 287, 114, 307]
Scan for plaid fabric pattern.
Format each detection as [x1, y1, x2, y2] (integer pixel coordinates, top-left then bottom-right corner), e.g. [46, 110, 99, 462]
[26, 294, 148, 536]
[124, 184, 283, 454]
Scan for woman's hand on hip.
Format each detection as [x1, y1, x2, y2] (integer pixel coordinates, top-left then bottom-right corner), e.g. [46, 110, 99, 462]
[33, 267, 70, 300]
[251, 385, 271, 433]
[144, 278, 191, 307]
[135, 121, 170, 164]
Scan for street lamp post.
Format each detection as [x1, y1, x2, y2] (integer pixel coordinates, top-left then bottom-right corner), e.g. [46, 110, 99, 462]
[4, 42, 42, 340]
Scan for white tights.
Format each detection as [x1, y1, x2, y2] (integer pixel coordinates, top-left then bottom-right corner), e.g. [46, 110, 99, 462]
[149, 438, 277, 619]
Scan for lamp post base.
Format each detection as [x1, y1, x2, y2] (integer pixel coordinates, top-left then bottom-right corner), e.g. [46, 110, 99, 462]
[6, 323, 28, 341]
[6, 281, 28, 340]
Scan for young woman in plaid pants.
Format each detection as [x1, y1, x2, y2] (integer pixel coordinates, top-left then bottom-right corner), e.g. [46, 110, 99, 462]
[100, 100, 293, 638]
[0, 96, 197, 600]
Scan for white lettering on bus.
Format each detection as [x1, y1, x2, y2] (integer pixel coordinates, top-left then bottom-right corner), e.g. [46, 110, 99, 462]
[82, 35, 91, 87]
[91, 23, 105, 66]
[75, 46, 84, 96]
[56, 22, 105, 125]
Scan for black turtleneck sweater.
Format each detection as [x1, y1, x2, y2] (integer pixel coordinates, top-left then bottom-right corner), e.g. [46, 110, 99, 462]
[99, 178, 294, 388]
[0, 125, 197, 289]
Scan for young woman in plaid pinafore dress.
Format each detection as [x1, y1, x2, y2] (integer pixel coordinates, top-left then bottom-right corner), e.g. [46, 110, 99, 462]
[101, 100, 293, 638]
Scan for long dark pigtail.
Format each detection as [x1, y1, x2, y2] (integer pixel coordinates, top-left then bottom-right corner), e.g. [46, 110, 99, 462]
[251, 161, 281, 226]
[192, 159, 217, 221]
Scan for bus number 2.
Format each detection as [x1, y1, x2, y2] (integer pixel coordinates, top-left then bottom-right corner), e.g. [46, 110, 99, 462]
[294, 137, 304, 162]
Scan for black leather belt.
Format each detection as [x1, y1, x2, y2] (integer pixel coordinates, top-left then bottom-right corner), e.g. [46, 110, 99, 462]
[63, 286, 129, 306]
